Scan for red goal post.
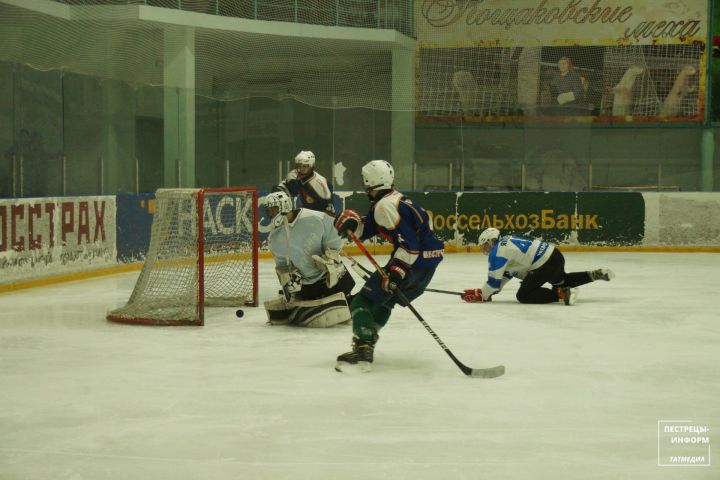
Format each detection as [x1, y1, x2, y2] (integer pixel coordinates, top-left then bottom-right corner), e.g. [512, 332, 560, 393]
[107, 187, 258, 326]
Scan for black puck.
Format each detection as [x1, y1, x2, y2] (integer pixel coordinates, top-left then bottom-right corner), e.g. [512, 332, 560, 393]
[235, 309, 244, 318]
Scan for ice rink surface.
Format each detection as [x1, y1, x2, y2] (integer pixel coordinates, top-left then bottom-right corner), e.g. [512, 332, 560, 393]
[0, 252, 718, 480]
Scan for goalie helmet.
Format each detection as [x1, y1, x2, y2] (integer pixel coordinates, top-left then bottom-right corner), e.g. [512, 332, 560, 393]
[263, 191, 294, 230]
[294, 150, 316, 168]
[361, 159, 394, 192]
[478, 227, 500, 247]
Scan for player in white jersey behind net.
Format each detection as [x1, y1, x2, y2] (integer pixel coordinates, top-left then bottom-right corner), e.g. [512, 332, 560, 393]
[273, 150, 335, 216]
[261, 191, 355, 327]
[461, 228, 614, 306]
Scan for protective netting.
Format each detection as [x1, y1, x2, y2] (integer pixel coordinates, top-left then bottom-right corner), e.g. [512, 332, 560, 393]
[0, 0, 707, 115]
[417, 43, 704, 120]
[603, 45, 702, 117]
[0, 0, 407, 110]
[415, 0, 706, 122]
[107, 187, 258, 325]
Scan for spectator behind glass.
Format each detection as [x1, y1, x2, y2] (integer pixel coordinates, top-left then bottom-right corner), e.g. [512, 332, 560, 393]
[550, 56, 586, 116]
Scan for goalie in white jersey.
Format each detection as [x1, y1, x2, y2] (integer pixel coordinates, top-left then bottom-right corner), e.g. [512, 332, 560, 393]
[261, 191, 355, 327]
[461, 228, 614, 306]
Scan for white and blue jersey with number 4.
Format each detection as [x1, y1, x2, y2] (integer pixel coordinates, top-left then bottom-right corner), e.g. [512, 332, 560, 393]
[481, 235, 555, 301]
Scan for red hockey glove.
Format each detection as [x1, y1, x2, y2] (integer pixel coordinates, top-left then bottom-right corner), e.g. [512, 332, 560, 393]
[381, 265, 406, 293]
[461, 288, 486, 303]
[334, 209, 362, 238]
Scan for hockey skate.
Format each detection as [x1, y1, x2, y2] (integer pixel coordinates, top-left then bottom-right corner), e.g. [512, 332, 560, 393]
[590, 269, 615, 281]
[557, 287, 578, 306]
[335, 336, 376, 373]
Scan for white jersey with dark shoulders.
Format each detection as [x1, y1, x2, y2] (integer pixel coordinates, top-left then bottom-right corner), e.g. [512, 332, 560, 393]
[481, 235, 555, 301]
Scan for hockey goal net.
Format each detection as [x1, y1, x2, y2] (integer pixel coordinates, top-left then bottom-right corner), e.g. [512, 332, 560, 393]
[108, 187, 258, 326]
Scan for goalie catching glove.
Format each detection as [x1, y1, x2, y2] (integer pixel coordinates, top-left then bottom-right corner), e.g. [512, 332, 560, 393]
[334, 209, 363, 238]
[381, 264, 406, 293]
[461, 288, 490, 303]
[311, 249, 347, 288]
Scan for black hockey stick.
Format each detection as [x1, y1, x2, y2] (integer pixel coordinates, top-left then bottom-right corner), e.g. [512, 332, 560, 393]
[341, 252, 373, 280]
[426, 288, 463, 296]
[347, 233, 505, 379]
[340, 251, 464, 297]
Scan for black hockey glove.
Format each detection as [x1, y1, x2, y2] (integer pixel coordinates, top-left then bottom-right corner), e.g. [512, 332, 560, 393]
[381, 264, 406, 293]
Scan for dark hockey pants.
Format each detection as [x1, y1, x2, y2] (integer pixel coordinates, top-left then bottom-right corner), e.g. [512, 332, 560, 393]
[516, 249, 593, 304]
[298, 272, 355, 301]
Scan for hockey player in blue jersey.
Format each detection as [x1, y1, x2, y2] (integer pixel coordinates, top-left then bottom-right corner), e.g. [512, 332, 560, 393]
[333, 160, 444, 371]
[461, 227, 614, 306]
[262, 191, 355, 327]
[273, 150, 335, 216]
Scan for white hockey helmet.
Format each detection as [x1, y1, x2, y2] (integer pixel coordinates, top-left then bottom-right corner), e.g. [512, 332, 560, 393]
[361, 160, 394, 192]
[262, 191, 294, 230]
[294, 150, 316, 168]
[478, 227, 500, 247]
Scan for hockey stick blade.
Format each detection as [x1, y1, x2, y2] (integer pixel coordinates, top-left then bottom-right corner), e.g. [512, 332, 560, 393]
[469, 364, 505, 378]
[434, 330, 506, 379]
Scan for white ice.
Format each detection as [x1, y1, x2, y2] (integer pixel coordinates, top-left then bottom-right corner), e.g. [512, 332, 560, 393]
[0, 252, 718, 480]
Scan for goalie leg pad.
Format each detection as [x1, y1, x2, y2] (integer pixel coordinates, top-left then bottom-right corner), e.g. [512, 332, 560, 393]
[287, 292, 351, 328]
[264, 295, 293, 325]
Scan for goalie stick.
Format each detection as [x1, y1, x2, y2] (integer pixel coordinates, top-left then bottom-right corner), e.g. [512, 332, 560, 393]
[346, 233, 505, 379]
[340, 251, 464, 297]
